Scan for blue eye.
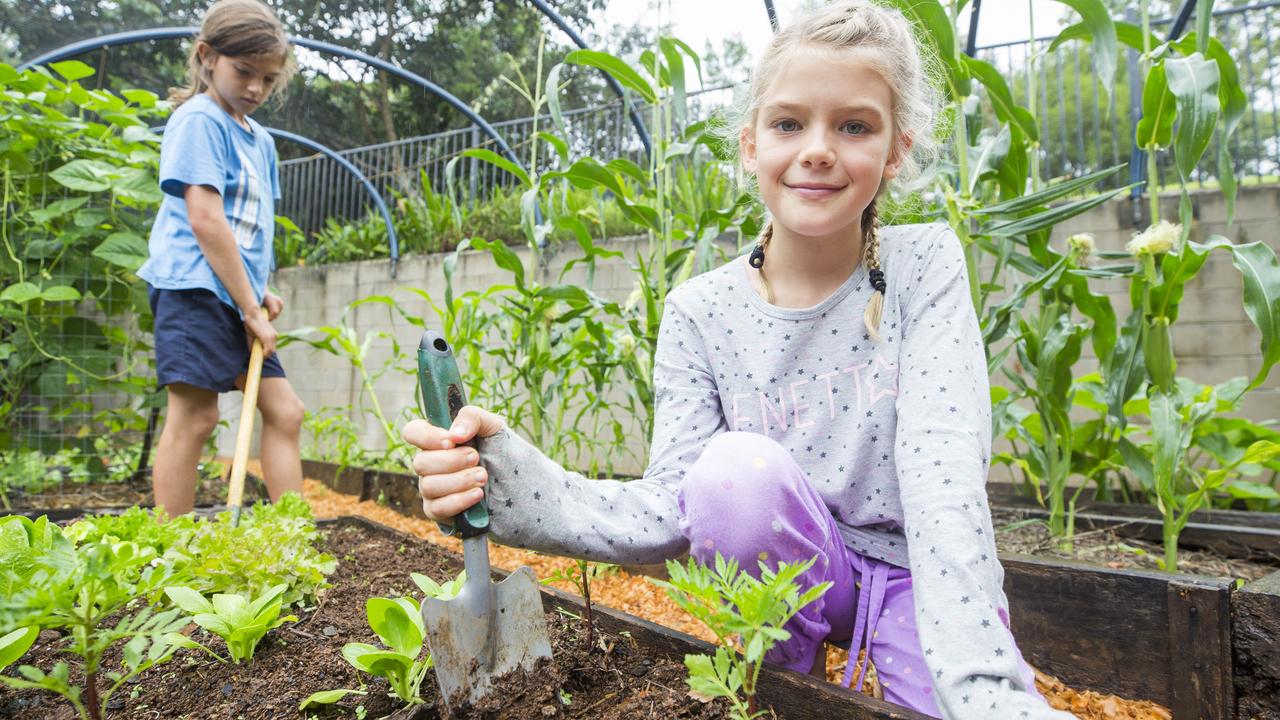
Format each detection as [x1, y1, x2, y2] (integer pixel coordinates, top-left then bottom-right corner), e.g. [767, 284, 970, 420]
[842, 121, 869, 135]
[774, 119, 800, 132]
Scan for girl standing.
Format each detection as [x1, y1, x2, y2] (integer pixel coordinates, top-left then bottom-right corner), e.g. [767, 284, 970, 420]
[140, 0, 304, 518]
[405, 2, 1070, 717]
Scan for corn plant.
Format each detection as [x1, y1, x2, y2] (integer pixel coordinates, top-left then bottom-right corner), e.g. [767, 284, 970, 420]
[283, 297, 422, 470]
[163, 584, 298, 663]
[652, 553, 830, 720]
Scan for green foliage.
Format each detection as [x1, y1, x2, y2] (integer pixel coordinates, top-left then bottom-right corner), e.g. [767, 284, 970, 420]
[0, 626, 38, 670]
[304, 571, 465, 710]
[0, 495, 336, 719]
[0, 515, 187, 720]
[66, 493, 336, 607]
[283, 299, 423, 471]
[0, 61, 166, 452]
[163, 584, 298, 663]
[653, 553, 830, 720]
[303, 406, 381, 472]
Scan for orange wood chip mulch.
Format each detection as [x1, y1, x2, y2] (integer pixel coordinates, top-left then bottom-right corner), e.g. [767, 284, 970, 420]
[301, 478, 1171, 720]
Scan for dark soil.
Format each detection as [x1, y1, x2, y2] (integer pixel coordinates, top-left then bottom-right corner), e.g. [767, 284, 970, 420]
[4, 468, 257, 513]
[0, 517, 734, 720]
[991, 507, 1278, 581]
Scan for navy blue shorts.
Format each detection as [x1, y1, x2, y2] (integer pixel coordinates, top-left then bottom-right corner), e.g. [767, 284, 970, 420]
[148, 286, 286, 393]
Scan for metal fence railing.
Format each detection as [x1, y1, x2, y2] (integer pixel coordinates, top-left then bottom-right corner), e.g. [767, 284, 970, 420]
[974, 1, 1280, 191]
[278, 85, 737, 236]
[281, 2, 1280, 236]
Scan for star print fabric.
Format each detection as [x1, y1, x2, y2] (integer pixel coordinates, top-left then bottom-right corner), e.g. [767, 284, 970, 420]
[473, 222, 1070, 718]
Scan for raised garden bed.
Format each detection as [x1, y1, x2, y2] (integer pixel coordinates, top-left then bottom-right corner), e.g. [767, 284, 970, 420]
[987, 482, 1280, 564]
[2, 463, 246, 514]
[0, 513, 926, 720]
[297, 459, 1280, 719]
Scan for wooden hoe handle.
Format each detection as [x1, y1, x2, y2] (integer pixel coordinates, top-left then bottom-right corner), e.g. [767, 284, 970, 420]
[228, 307, 269, 524]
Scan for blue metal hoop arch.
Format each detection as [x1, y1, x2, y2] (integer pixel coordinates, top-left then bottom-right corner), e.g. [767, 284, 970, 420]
[267, 128, 402, 276]
[144, 123, 402, 275]
[17, 27, 533, 274]
[18, 28, 525, 169]
[526, 0, 652, 157]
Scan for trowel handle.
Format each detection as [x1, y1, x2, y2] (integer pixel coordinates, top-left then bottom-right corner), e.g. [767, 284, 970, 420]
[417, 330, 491, 540]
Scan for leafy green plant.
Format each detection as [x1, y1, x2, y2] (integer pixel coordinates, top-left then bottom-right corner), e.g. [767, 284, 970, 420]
[652, 553, 830, 720]
[0, 515, 186, 720]
[0, 60, 167, 452]
[163, 583, 298, 663]
[283, 298, 421, 471]
[302, 571, 464, 710]
[0, 626, 38, 671]
[1119, 378, 1280, 570]
[65, 493, 336, 607]
[303, 405, 380, 472]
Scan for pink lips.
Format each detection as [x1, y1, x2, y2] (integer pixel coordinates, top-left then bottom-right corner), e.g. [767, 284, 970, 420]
[786, 182, 846, 200]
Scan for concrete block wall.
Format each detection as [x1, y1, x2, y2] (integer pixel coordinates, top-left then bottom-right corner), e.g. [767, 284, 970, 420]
[217, 184, 1280, 476]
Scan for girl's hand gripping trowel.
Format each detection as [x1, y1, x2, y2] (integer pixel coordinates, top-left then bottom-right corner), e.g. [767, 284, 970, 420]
[416, 330, 552, 709]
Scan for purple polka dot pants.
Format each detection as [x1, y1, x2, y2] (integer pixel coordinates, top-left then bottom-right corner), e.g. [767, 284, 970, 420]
[676, 432, 1037, 717]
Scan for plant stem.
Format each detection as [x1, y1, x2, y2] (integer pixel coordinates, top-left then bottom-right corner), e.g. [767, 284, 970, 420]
[1141, 0, 1160, 224]
[1027, 0, 1041, 192]
[581, 562, 595, 650]
[950, 0, 971, 196]
[85, 667, 101, 720]
[1163, 511, 1179, 572]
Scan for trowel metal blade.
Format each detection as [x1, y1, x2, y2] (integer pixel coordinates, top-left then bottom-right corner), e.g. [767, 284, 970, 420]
[422, 565, 552, 709]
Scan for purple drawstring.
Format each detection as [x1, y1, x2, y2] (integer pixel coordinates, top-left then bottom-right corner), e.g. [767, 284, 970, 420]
[842, 557, 890, 692]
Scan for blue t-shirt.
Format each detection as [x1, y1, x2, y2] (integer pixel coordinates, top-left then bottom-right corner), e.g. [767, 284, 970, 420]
[138, 93, 280, 311]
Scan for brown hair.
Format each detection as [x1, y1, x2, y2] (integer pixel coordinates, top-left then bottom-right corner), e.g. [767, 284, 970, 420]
[169, 0, 296, 108]
[732, 1, 942, 340]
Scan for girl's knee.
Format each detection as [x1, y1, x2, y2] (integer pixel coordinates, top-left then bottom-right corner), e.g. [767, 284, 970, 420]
[168, 403, 220, 441]
[682, 432, 796, 507]
[262, 389, 305, 431]
[679, 432, 805, 560]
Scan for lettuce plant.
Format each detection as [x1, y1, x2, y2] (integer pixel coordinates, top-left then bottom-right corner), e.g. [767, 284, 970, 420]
[302, 571, 464, 710]
[163, 584, 297, 663]
[653, 553, 830, 720]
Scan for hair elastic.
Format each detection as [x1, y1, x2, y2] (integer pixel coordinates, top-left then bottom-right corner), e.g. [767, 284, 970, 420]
[869, 268, 886, 294]
[748, 244, 766, 269]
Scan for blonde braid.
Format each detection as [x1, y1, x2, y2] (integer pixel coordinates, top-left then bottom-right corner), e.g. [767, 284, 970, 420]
[749, 221, 775, 304]
[862, 200, 886, 340]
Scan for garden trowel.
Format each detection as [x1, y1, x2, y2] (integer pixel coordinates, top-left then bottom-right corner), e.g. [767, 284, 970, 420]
[415, 330, 552, 710]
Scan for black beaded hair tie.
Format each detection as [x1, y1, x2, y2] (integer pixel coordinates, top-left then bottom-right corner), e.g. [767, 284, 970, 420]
[748, 244, 765, 269]
[869, 268, 886, 294]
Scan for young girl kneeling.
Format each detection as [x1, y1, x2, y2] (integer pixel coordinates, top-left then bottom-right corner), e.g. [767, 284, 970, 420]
[405, 2, 1070, 717]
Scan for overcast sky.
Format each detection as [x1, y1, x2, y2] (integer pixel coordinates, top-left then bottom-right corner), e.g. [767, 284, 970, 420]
[596, 0, 1072, 89]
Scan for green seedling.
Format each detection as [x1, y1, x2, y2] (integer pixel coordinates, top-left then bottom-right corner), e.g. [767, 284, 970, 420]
[541, 559, 616, 649]
[652, 553, 830, 720]
[302, 571, 465, 710]
[163, 583, 297, 663]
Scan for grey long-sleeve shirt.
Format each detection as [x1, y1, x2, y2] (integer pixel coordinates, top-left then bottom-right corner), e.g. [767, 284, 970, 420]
[475, 222, 1070, 719]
